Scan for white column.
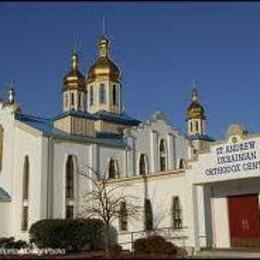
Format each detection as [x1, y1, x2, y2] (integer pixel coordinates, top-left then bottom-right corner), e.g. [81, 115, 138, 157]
[192, 185, 200, 251]
[126, 136, 135, 177]
[150, 130, 158, 173]
[197, 185, 207, 248]
[124, 148, 128, 178]
[212, 197, 230, 248]
[89, 144, 99, 179]
[167, 134, 174, 170]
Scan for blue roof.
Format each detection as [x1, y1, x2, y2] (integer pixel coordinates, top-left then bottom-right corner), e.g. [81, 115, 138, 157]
[15, 113, 127, 148]
[0, 187, 11, 201]
[53, 110, 97, 121]
[94, 110, 141, 126]
[53, 110, 140, 126]
[188, 134, 215, 142]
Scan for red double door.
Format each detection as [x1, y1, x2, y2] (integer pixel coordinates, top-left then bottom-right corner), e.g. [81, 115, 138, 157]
[228, 194, 260, 247]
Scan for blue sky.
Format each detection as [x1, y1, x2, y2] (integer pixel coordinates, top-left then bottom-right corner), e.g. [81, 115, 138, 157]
[1, 2, 260, 139]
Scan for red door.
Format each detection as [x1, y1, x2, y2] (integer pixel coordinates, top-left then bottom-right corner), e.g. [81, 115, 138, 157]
[228, 194, 260, 247]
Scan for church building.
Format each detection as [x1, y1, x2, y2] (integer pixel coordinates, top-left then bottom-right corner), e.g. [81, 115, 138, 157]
[0, 31, 260, 252]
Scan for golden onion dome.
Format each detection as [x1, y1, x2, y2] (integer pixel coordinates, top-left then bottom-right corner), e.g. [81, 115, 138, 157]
[87, 35, 121, 84]
[186, 88, 205, 120]
[63, 51, 86, 92]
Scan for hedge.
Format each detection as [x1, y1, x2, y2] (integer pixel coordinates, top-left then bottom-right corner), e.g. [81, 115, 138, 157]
[29, 218, 104, 252]
[133, 235, 178, 255]
[0, 237, 28, 249]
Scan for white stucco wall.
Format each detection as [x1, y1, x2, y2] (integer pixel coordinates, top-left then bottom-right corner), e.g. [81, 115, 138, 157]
[0, 202, 10, 237]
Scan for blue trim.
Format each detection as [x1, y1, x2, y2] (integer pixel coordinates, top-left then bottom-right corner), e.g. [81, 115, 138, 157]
[0, 187, 11, 201]
[94, 110, 140, 126]
[96, 132, 123, 139]
[188, 134, 215, 142]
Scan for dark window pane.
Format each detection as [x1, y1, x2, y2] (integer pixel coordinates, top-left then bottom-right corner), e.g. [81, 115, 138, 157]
[139, 154, 146, 175]
[99, 84, 106, 104]
[21, 206, 28, 231]
[160, 157, 166, 171]
[66, 156, 74, 199]
[23, 156, 29, 200]
[113, 85, 117, 106]
[173, 197, 182, 229]
[71, 93, 74, 105]
[119, 202, 128, 231]
[109, 160, 116, 178]
[78, 93, 81, 107]
[90, 86, 94, 106]
[144, 199, 153, 231]
[66, 205, 74, 219]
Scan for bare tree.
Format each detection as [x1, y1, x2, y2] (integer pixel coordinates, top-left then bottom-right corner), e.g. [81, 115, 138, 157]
[78, 166, 141, 255]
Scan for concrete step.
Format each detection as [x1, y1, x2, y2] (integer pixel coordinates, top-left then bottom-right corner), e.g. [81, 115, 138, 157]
[192, 249, 260, 259]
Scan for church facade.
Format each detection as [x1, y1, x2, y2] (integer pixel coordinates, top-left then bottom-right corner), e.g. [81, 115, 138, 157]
[0, 33, 260, 251]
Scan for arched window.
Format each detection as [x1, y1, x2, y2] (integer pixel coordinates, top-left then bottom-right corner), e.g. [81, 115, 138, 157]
[119, 201, 128, 231]
[65, 94, 68, 108]
[195, 121, 199, 132]
[23, 156, 29, 200]
[172, 196, 182, 229]
[78, 93, 81, 107]
[144, 199, 153, 231]
[139, 154, 147, 175]
[108, 159, 118, 179]
[159, 139, 167, 172]
[71, 93, 75, 106]
[21, 156, 29, 231]
[0, 126, 4, 171]
[65, 155, 75, 219]
[90, 86, 94, 106]
[21, 206, 28, 231]
[66, 155, 74, 199]
[179, 159, 185, 169]
[190, 121, 193, 133]
[113, 85, 117, 106]
[99, 83, 106, 104]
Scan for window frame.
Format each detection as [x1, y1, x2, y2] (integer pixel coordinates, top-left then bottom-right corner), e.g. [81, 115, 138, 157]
[66, 155, 74, 199]
[159, 139, 168, 172]
[90, 86, 94, 106]
[99, 83, 106, 104]
[108, 159, 118, 179]
[113, 84, 117, 106]
[172, 196, 182, 229]
[139, 154, 147, 175]
[119, 201, 128, 231]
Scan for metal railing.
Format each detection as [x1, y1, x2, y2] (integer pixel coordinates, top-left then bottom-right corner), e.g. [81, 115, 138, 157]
[117, 226, 189, 250]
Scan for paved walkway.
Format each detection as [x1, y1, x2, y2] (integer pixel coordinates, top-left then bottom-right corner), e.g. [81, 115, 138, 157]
[191, 248, 260, 259]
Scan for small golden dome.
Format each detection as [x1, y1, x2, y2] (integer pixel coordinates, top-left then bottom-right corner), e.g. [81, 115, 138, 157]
[63, 51, 86, 92]
[87, 35, 121, 84]
[186, 88, 205, 119]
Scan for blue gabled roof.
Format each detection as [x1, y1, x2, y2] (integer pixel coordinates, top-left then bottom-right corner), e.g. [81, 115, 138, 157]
[188, 133, 215, 142]
[53, 110, 140, 126]
[53, 110, 97, 121]
[15, 113, 126, 148]
[0, 187, 11, 201]
[94, 110, 141, 126]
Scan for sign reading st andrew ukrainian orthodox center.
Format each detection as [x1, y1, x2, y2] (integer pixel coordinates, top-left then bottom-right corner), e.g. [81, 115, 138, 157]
[205, 139, 260, 176]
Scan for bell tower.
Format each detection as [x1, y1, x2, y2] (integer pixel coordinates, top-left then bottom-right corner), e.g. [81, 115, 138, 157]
[186, 87, 206, 137]
[62, 50, 86, 112]
[86, 34, 122, 114]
